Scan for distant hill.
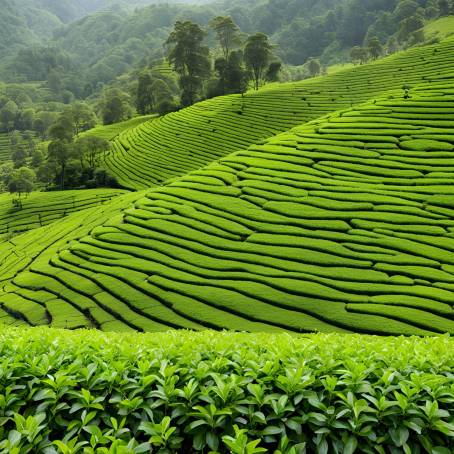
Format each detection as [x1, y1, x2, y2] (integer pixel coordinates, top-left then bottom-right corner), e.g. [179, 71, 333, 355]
[0, 0, 212, 59]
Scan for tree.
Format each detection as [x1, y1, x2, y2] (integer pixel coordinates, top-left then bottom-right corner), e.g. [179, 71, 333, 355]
[48, 116, 73, 143]
[393, 0, 420, 21]
[368, 37, 383, 60]
[74, 136, 110, 169]
[12, 147, 28, 169]
[266, 61, 282, 82]
[47, 69, 63, 94]
[398, 15, 424, 42]
[350, 46, 369, 64]
[99, 89, 133, 125]
[210, 16, 242, 60]
[307, 58, 321, 77]
[166, 21, 211, 107]
[386, 37, 399, 55]
[47, 140, 73, 190]
[66, 103, 96, 137]
[0, 162, 14, 192]
[438, 0, 451, 16]
[1, 101, 18, 132]
[136, 71, 155, 115]
[8, 167, 36, 202]
[244, 33, 273, 90]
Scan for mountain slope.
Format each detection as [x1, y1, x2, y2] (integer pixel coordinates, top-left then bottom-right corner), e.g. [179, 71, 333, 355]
[2, 73, 454, 332]
[2, 38, 454, 334]
[104, 37, 454, 190]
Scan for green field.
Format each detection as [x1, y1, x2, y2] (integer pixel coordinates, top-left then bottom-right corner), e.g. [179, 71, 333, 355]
[0, 327, 452, 453]
[82, 115, 155, 141]
[0, 188, 128, 239]
[102, 37, 454, 190]
[1, 36, 454, 335]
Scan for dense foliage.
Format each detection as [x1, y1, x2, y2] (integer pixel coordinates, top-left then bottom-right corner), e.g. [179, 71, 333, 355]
[0, 328, 453, 453]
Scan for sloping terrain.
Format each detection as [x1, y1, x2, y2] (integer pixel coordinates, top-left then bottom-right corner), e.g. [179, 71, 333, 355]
[3, 71, 454, 334]
[0, 133, 10, 162]
[104, 37, 454, 189]
[82, 115, 154, 141]
[0, 190, 144, 329]
[1, 38, 454, 334]
[0, 188, 128, 239]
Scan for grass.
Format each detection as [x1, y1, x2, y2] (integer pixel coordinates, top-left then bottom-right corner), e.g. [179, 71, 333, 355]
[0, 327, 452, 453]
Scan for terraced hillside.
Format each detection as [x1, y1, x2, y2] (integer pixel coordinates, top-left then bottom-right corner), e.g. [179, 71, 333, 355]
[3, 71, 454, 334]
[0, 188, 128, 239]
[83, 115, 155, 141]
[0, 190, 144, 329]
[104, 37, 454, 190]
[0, 133, 10, 162]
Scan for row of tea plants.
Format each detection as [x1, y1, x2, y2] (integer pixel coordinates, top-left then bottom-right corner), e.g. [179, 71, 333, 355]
[0, 328, 453, 453]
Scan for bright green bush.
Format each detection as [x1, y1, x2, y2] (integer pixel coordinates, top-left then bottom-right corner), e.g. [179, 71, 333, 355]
[0, 328, 453, 454]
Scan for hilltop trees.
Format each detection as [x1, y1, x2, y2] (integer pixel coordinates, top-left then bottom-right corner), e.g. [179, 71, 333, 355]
[99, 88, 133, 125]
[244, 33, 273, 90]
[136, 71, 173, 115]
[210, 16, 242, 60]
[307, 58, 321, 77]
[350, 46, 369, 64]
[368, 37, 383, 60]
[7, 167, 36, 202]
[166, 21, 211, 107]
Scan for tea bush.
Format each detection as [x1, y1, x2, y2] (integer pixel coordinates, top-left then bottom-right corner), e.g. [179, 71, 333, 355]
[0, 328, 453, 453]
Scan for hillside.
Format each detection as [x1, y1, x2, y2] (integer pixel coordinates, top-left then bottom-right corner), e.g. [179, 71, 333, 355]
[1, 37, 454, 334]
[104, 37, 454, 189]
[0, 189, 128, 239]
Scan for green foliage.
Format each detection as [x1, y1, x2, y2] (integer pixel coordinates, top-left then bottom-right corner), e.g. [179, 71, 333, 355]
[244, 33, 273, 90]
[0, 328, 451, 453]
[166, 20, 211, 107]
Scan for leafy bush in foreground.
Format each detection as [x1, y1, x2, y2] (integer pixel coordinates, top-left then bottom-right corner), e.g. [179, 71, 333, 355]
[0, 328, 453, 453]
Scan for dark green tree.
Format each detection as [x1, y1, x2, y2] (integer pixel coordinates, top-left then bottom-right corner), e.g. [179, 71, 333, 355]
[368, 37, 383, 60]
[47, 140, 73, 190]
[244, 33, 273, 90]
[210, 16, 242, 60]
[307, 58, 321, 77]
[74, 136, 110, 169]
[8, 167, 36, 202]
[137, 71, 155, 115]
[265, 61, 282, 82]
[166, 21, 211, 107]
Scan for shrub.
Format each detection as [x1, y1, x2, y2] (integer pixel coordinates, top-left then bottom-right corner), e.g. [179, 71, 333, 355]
[0, 328, 453, 453]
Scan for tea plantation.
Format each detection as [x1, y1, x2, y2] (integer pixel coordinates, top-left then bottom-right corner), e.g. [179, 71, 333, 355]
[1, 37, 454, 335]
[0, 133, 10, 162]
[0, 189, 128, 239]
[103, 37, 454, 190]
[0, 328, 453, 453]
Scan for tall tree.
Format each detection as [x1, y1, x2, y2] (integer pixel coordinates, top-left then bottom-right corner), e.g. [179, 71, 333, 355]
[136, 71, 155, 115]
[244, 33, 273, 90]
[74, 136, 110, 169]
[210, 16, 241, 60]
[8, 167, 36, 203]
[166, 21, 211, 107]
[350, 46, 369, 64]
[47, 140, 73, 190]
[368, 37, 383, 60]
[307, 58, 321, 77]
